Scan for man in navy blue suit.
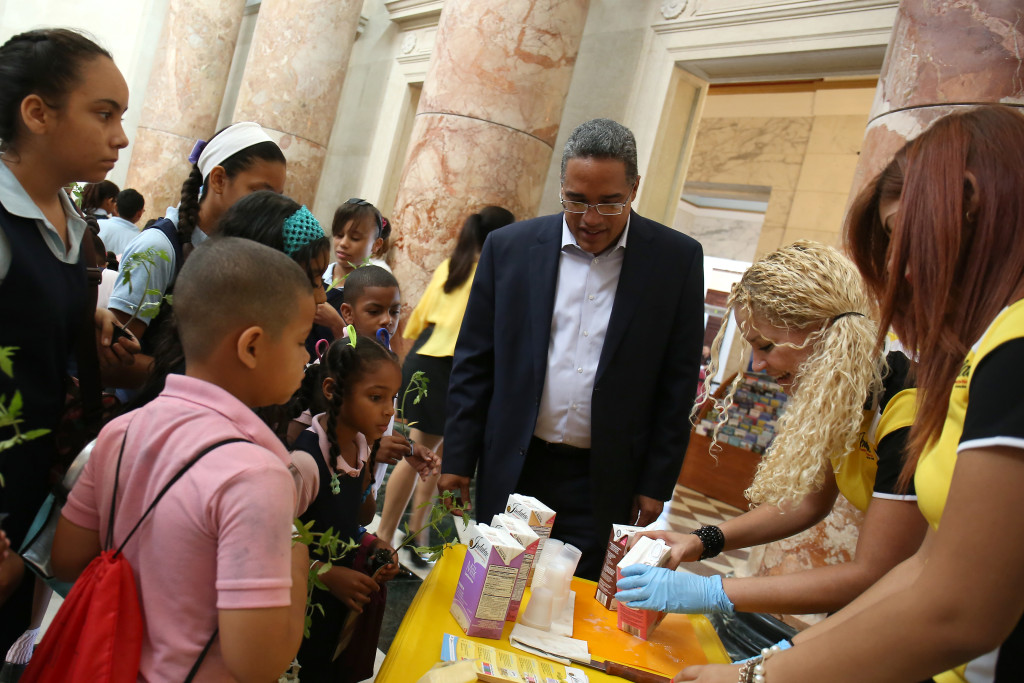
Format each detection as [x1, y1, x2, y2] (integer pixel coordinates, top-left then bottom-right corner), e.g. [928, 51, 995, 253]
[440, 119, 705, 579]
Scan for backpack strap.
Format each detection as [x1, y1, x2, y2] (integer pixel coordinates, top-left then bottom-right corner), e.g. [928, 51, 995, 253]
[143, 217, 184, 275]
[104, 430, 247, 679]
[110, 436, 251, 557]
[185, 628, 219, 683]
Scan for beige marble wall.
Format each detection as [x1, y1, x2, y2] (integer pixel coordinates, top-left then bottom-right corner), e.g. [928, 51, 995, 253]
[124, 0, 248, 223]
[232, 0, 362, 208]
[390, 0, 590, 309]
[684, 84, 874, 259]
[686, 114, 812, 257]
[851, 0, 1024, 198]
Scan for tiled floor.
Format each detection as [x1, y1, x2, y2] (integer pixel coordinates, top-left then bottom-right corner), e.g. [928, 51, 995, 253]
[662, 484, 749, 577]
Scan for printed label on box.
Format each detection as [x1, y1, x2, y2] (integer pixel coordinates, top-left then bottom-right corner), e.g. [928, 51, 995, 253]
[451, 524, 525, 638]
[492, 513, 540, 621]
[595, 524, 643, 610]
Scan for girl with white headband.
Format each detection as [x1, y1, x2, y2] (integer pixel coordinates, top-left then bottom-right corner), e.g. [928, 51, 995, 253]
[107, 122, 286, 387]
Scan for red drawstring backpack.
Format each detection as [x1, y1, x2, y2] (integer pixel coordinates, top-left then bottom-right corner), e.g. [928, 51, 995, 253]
[22, 431, 246, 683]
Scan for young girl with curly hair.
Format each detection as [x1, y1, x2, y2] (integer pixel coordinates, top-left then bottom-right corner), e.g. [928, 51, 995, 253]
[619, 241, 926, 619]
[670, 104, 1024, 683]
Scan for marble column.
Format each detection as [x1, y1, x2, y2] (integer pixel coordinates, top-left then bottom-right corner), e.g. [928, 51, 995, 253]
[850, 0, 1024, 197]
[232, 0, 362, 208]
[125, 0, 247, 223]
[390, 0, 591, 309]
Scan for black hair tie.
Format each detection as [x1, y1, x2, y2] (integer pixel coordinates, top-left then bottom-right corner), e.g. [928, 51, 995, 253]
[830, 311, 866, 324]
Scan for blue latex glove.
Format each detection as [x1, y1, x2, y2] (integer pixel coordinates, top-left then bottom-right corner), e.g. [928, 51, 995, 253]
[735, 639, 792, 663]
[615, 565, 734, 614]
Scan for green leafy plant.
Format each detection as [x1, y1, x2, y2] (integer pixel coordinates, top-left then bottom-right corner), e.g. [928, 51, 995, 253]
[393, 489, 471, 563]
[117, 247, 173, 330]
[0, 347, 50, 486]
[399, 370, 430, 431]
[292, 519, 360, 638]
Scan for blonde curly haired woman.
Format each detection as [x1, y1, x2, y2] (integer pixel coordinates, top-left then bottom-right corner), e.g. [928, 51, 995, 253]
[617, 240, 927, 621]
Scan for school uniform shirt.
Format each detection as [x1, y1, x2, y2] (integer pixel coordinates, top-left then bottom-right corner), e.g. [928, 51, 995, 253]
[95, 214, 140, 258]
[107, 205, 205, 324]
[914, 299, 1024, 683]
[63, 374, 296, 682]
[830, 349, 918, 512]
[0, 164, 87, 285]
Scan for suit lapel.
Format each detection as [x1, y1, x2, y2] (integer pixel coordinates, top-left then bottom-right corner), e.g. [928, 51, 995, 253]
[529, 219, 561, 395]
[597, 212, 652, 381]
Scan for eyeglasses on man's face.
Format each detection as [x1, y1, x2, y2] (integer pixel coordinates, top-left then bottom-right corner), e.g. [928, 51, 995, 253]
[559, 196, 631, 216]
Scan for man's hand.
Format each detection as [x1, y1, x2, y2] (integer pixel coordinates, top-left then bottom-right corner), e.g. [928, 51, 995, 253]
[376, 434, 412, 467]
[95, 307, 140, 367]
[632, 530, 704, 569]
[408, 442, 440, 478]
[630, 494, 663, 527]
[437, 474, 472, 516]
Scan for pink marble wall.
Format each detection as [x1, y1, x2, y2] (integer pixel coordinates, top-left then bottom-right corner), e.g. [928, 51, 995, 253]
[849, 0, 1024, 199]
[125, 0, 247, 223]
[233, 0, 362, 207]
[391, 0, 590, 311]
[745, 496, 864, 627]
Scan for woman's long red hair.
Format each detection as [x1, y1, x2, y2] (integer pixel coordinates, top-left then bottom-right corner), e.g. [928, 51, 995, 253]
[846, 105, 1024, 489]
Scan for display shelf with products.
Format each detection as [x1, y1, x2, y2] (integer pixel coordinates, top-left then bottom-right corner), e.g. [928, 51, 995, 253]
[679, 372, 789, 509]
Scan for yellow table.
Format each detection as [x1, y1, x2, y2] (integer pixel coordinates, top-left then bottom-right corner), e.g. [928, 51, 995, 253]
[377, 546, 730, 682]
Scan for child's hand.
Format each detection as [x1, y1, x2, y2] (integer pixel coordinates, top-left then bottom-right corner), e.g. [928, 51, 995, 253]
[320, 565, 379, 613]
[0, 528, 10, 562]
[408, 443, 441, 479]
[313, 303, 346, 337]
[95, 307, 141, 367]
[376, 434, 412, 467]
[369, 537, 400, 584]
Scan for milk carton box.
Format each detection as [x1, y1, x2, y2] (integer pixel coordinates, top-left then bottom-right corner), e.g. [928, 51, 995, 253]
[504, 494, 556, 584]
[616, 535, 671, 640]
[595, 524, 644, 610]
[490, 513, 541, 621]
[450, 523, 525, 639]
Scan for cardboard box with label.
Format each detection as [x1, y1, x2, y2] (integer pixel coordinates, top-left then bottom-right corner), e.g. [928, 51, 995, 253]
[616, 535, 671, 640]
[450, 523, 525, 639]
[595, 524, 644, 610]
[490, 513, 540, 621]
[504, 494, 555, 584]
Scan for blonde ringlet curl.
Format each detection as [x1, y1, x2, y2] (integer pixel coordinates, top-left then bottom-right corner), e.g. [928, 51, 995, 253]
[691, 241, 883, 509]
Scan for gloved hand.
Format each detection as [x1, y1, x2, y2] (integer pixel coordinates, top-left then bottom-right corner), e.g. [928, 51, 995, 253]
[735, 639, 792, 663]
[615, 565, 734, 614]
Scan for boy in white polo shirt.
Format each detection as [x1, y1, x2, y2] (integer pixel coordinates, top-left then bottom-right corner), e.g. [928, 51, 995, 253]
[53, 238, 315, 682]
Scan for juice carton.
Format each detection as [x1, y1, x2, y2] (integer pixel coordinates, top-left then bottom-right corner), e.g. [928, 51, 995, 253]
[616, 535, 671, 640]
[504, 494, 556, 584]
[595, 524, 644, 610]
[451, 523, 525, 639]
[490, 513, 540, 621]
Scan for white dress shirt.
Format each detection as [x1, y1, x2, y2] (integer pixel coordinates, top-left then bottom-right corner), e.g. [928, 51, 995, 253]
[533, 215, 630, 448]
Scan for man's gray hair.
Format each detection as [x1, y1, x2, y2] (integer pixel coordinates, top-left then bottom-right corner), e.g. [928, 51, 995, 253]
[560, 118, 638, 184]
